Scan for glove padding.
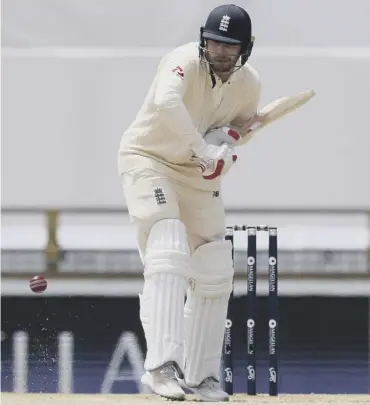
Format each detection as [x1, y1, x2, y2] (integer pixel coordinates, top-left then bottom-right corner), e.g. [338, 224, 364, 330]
[196, 127, 240, 180]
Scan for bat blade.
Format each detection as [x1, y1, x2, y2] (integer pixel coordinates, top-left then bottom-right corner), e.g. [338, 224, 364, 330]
[240, 89, 316, 141]
[258, 89, 316, 124]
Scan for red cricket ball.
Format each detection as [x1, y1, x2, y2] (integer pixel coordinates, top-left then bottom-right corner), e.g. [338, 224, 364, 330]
[29, 275, 48, 293]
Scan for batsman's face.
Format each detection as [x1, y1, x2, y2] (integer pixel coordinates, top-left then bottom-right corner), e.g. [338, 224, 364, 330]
[206, 40, 241, 74]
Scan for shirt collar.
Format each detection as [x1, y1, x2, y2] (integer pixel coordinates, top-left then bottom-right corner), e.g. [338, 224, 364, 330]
[207, 63, 243, 88]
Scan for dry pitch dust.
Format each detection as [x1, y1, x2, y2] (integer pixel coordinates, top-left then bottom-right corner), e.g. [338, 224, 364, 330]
[1, 393, 370, 405]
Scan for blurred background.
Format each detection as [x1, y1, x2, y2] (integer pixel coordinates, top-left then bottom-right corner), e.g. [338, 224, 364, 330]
[1, 0, 369, 395]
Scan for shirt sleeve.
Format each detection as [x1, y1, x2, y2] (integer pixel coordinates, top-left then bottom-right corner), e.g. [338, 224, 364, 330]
[231, 72, 262, 131]
[154, 50, 203, 150]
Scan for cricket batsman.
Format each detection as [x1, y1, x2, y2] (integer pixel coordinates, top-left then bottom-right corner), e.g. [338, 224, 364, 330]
[118, 4, 261, 402]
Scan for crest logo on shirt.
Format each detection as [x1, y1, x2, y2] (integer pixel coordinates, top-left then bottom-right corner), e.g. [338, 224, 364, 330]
[172, 66, 184, 79]
[219, 15, 230, 32]
[154, 187, 166, 205]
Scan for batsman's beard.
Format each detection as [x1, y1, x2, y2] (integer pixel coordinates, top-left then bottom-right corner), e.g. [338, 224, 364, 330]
[202, 48, 242, 75]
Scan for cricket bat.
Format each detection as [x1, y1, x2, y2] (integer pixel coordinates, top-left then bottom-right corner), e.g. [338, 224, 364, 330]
[237, 89, 316, 144]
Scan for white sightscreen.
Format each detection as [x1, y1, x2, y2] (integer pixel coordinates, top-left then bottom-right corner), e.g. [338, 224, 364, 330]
[2, 0, 370, 208]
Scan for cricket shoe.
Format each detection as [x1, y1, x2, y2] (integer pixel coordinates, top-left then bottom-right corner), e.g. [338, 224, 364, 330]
[179, 376, 229, 402]
[141, 361, 185, 401]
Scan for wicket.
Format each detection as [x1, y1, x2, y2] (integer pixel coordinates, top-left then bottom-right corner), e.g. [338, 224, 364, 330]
[223, 225, 279, 396]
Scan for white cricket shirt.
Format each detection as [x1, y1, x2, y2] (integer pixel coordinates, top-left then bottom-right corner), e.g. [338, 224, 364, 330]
[118, 42, 261, 190]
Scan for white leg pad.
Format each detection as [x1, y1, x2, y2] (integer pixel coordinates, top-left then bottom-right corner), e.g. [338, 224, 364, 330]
[141, 218, 190, 372]
[184, 240, 233, 386]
